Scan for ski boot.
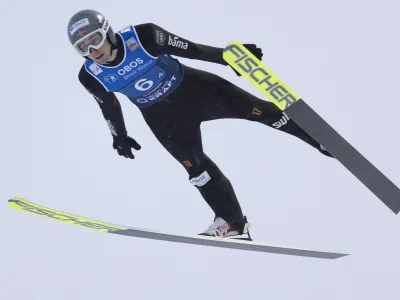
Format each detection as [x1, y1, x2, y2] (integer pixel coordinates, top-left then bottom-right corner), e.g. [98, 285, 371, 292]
[199, 216, 252, 241]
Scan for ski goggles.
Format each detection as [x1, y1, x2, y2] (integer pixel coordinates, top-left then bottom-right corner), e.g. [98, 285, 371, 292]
[73, 28, 107, 56]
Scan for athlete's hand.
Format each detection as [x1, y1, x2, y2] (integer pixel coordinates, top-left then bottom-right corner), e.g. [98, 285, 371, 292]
[112, 135, 141, 159]
[243, 44, 263, 61]
[230, 44, 263, 76]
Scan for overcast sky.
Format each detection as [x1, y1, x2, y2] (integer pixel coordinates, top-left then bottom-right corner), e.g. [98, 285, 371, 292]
[2, 0, 400, 299]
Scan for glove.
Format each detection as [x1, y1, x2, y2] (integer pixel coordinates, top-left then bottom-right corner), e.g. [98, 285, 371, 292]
[230, 44, 263, 77]
[112, 135, 141, 159]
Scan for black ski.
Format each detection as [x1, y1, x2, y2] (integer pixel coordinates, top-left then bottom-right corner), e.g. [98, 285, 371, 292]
[286, 99, 400, 214]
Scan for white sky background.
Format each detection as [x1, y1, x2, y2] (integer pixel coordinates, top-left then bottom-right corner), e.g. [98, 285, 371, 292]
[2, 0, 400, 299]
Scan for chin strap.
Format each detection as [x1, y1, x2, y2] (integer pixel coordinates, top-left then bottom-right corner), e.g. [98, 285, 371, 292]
[110, 41, 118, 55]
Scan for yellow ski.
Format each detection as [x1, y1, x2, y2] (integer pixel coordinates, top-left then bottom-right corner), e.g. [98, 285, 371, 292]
[8, 197, 127, 232]
[223, 42, 300, 111]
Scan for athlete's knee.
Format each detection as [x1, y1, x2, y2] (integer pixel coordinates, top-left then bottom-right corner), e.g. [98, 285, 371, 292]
[245, 101, 287, 126]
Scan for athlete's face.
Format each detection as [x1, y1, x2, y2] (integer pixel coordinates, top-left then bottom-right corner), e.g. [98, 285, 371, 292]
[88, 40, 112, 64]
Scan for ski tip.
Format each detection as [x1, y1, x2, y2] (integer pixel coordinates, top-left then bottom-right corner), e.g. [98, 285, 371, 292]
[8, 197, 27, 206]
[8, 197, 28, 201]
[8, 197, 25, 201]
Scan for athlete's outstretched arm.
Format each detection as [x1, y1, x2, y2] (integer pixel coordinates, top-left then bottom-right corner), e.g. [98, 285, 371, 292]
[78, 66, 128, 139]
[134, 23, 249, 65]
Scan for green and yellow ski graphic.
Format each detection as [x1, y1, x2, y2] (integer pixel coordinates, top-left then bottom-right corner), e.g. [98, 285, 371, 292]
[223, 42, 300, 111]
[8, 197, 127, 232]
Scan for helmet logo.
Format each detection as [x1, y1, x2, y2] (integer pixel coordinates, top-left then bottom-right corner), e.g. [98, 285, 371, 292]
[69, 18, 90, 35]
[102, 20, 110, 32]
[77, 29, 86, 37]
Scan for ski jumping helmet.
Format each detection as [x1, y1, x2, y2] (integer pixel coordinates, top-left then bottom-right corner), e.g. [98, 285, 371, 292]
[67, 9, 117, 57]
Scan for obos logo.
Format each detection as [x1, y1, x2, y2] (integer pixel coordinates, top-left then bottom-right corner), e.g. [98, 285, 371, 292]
[69, 18, 89, 35]
[118, 58, 144, 76]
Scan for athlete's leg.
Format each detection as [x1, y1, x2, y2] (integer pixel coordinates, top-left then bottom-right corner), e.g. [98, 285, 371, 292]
[141, 106, 246, 232]
[180, 65, 333, 157]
